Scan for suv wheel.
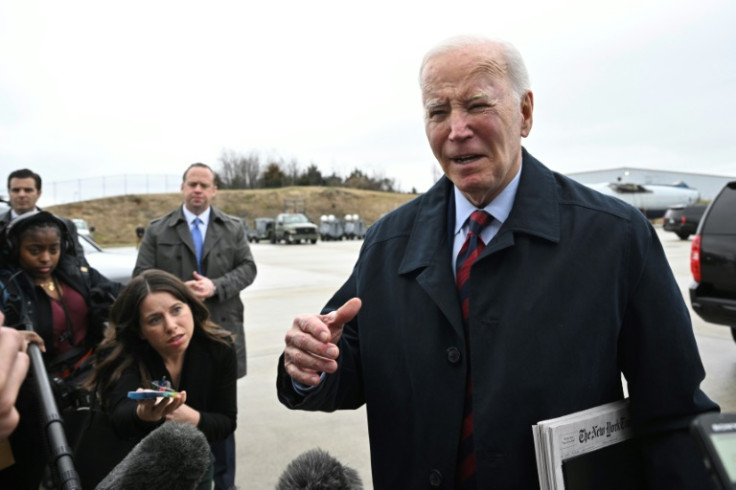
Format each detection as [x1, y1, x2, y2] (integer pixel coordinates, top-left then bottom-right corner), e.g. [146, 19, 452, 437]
[730, 327, 736, 345]
[676, 231, 690, 240]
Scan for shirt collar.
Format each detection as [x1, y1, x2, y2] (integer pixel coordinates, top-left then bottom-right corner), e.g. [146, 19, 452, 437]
[182, 205, 211, 228]
[453, 162, 522, 234]
[10, 208, 40, 220]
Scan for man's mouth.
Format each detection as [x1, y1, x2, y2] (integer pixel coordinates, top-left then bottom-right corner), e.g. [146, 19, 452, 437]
[452, 155, 482, 164]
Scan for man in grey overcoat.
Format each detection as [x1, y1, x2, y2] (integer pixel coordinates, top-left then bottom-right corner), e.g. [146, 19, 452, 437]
[134, 162, 256, 490]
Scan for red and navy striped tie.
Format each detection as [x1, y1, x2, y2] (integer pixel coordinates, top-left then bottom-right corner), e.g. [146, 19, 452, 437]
[455, 210, 492, 488]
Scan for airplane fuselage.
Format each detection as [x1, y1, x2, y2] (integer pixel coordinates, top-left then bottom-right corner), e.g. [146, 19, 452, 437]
[585, 182, 700, 219]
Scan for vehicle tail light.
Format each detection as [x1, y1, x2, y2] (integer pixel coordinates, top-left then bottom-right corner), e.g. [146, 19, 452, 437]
[691, 235, 702, 282]
[681, 215, 687, 225]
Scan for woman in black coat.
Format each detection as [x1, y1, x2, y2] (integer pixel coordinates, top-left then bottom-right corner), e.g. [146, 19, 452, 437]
[76, 269, 237, 489]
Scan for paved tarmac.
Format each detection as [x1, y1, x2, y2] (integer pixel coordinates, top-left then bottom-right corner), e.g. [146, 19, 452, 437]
[235, 240, 371, 489]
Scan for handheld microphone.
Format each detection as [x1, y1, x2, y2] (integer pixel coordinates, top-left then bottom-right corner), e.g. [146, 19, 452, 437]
[276, 448, 363, 490]
[95, 421, 210, 490]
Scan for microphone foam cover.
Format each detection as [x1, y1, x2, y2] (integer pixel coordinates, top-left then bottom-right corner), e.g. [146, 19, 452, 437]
[96, 421, 210, 490]
[276, 448, 363, 490]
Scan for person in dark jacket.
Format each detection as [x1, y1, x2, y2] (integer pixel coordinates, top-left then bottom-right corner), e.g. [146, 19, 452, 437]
[0, 168, 87, 266]
[0, 210, 121, 489]
[76, 269, 237, 489]
[277, 36, 718, 489]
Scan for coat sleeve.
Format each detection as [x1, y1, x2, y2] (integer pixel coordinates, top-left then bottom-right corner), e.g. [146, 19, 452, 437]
[195, 341, 238, 442]
[618, 218, 718, 488]
[105, 367, 164, 441]
[210, 219, 256, 302]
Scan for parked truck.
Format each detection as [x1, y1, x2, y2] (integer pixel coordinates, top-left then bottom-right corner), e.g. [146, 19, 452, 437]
[663, 203, 707, 240]
[250, 217, 275, 243]
[271, 213, 318, 244]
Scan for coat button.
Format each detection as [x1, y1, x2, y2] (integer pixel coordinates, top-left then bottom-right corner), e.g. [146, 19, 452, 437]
[429, 469, 443, 487]
[447, 347, 461, 364]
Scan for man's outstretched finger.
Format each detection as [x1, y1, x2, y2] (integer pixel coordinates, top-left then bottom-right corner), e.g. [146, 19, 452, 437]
[323, 297, 362, 328]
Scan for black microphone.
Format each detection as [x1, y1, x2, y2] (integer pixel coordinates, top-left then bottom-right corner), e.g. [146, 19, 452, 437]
[276, 448, 363, 490]
[95, 421, 211, 490]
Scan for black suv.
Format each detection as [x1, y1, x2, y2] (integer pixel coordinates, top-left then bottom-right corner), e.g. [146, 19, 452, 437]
[663, 203, 707, 240]
[689, 181, 736, 342]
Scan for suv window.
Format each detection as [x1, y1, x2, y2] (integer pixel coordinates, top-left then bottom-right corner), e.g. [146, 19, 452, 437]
[701, 183, 736, 234]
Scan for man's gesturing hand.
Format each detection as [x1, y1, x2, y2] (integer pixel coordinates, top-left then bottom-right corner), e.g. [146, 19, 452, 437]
[283, 298, 362, 387]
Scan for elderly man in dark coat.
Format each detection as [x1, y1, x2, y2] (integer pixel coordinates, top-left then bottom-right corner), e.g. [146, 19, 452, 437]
[277, 36, 718, 490]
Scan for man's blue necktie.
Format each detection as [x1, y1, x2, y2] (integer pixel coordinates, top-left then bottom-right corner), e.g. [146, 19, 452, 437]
[191, 217, 203, 273]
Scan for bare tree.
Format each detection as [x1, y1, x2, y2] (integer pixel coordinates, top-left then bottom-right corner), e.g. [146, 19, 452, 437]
[284, 158, 300, 186]
[218, 149, 262, 189]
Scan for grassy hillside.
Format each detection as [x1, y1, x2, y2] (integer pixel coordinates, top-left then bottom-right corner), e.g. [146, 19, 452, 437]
[47, 186, 419, 246]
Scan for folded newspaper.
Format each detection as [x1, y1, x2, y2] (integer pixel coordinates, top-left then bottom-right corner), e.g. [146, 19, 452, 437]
[532, 398, 636, 490]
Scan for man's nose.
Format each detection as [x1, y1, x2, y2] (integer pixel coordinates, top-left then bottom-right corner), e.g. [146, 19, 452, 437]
[448, 111, 472, 140]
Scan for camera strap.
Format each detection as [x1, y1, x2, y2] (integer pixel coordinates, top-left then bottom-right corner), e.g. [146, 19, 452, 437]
[48, 346, 93, 379]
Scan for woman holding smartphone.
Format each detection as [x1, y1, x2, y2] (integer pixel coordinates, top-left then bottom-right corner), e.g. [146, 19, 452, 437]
[77, 269, 237, 489]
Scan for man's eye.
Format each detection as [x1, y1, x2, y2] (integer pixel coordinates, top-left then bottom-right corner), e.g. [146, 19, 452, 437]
[428, 109, 447, 119]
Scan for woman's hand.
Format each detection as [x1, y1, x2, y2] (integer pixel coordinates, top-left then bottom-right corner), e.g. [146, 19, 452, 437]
[18, 330, 45, 352]
[165, 393, 201, 427]
[135, 389, 187, 423]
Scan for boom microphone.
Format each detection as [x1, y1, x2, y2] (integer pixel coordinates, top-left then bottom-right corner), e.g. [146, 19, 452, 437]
[95, 422, 210, 490]
[276, 448, 363, 490]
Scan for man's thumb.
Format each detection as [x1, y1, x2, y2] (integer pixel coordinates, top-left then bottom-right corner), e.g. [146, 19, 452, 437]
[328, 297, 362, 326]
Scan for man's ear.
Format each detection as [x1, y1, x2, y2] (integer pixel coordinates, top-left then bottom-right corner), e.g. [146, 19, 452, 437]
[520, 90, 534, 138]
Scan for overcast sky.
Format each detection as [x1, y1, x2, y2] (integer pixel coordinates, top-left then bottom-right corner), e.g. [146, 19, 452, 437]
[1, 0, 734, 201]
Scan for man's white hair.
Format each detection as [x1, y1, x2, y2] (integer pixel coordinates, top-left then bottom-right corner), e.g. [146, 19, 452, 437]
[419, 35, 531, 101]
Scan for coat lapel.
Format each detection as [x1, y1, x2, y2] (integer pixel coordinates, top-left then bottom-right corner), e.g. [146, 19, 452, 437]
[169, 207, 198, 260]
[398, 178, 465, 337]
[201, 207, 224, 263]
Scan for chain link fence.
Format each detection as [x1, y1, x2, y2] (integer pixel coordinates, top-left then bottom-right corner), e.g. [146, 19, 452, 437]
[42, 174, 181, 205]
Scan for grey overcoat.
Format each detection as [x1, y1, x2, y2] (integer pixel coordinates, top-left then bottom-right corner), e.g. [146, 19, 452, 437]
[134, 205, 256, 377]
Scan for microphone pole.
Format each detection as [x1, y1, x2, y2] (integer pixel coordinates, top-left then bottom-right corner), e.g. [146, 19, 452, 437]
[26, 341, 82, 490]
[2, 269, 80, 489]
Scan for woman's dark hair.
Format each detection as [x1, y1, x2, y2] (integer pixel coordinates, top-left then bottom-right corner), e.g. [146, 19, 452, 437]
[85, 269, 232, 399]
[4, 211, 67, 263]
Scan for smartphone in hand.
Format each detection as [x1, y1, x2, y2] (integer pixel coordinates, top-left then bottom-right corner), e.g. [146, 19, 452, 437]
[127, 389, 178, 400]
